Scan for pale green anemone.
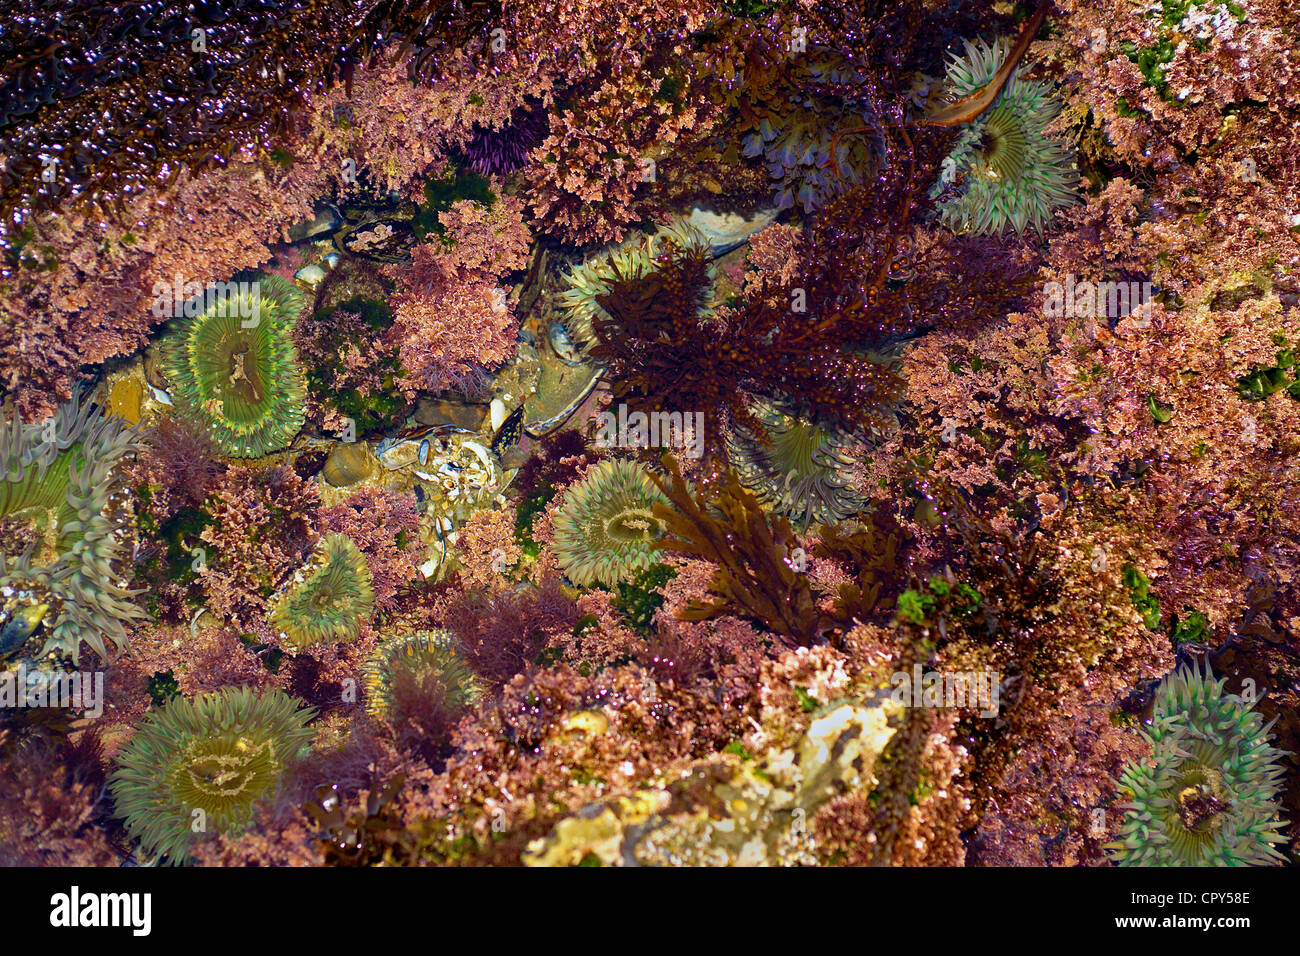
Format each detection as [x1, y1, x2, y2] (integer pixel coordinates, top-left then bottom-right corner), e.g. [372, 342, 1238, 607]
[268, 533, 375, 653]
[161, 273, 307, 458]
[1111, 663, 1288, 866]
[928, 35, 1077, 235]
[553, 459, 670, 588]
[361, 630, 483, 721]
[109, 686, 316, 864]
[726, 399, 865, 532]
[557, 220, 717, 352]
[0, 394, 142, 663]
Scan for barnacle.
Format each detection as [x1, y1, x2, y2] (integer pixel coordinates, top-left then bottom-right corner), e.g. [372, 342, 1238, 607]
[160, 273, 307, 459]
[109, 686, 316, 864]
[1112, 663, 1287, 866]
[268, 533, 375, 653]
[651, 454, 824, 646]
[726, 399, 866, 531]
[361, 630, 483, 721]
[553, 459, 671, 588]
[0, 393, 142, 663]
[928, 35, 1076, 235]
[557, 220, 717, 353]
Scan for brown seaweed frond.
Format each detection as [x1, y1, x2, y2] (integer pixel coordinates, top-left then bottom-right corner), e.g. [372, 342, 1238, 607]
[650, 454, 825, 647]
[813, 510, 910, 629]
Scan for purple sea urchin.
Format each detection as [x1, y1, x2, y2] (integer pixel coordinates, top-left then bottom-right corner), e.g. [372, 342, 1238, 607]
[160, 274, 307, 459]
[109, 686, 316, 864]
[1112, 663, 1287, 866]
[269, 533, 376, 653]
[928, 35, 1077, 235]
[461, 100, 549, 178]
[0, 393, 142, 663]
[553, 459, 670, 588]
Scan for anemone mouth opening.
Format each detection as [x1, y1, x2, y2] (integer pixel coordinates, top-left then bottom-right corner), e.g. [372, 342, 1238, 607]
[271, 535, 375, 650]
[973, 107, 1028, 184]
[179, 737, 277, 809]
[1174, 765, 1231, 835]
[193, 314, 275, 428]
[603, 508, 662, 543]
[770, 417, 827, 477]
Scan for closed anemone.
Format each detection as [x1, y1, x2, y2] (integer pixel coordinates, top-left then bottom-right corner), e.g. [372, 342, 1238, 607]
[0, 393, 142, 663]
[738, 52, 885, 213]
[1111, 662, 1287, 866]
[268, 533, 375, 653]
[553, 459, 671, 588]
[928, 35, 1077, 235]
[161, 273, 307, 458]
[361, 630, 483, 721]
[109, 686, 316, 864]
[726, 399, 865, 531]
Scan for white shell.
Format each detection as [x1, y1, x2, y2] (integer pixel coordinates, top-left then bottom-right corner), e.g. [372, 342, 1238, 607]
[490, 398, 507, 431]
[377, 439, 421, 470]
[461, 440, 495, 473]
[686, 206, 779, 257]
[147, 384, 174, 406]
[294, 264, 326, 287]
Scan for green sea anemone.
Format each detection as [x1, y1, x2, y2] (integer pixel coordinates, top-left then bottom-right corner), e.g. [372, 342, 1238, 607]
[553, 459, 670, 588]
[361, 630, 483, 721]
[0, 394, 142, 663]
[928, 35, 1077, 235]
[1112, 663, 1288, 866]
[558, 220, 717, 353]
[268, 533, 375, 653]
[161, 273, 307, 458]
[109, 686, 316, 864]
[726, 399, 865, 531]
[737, 51, 885, 213]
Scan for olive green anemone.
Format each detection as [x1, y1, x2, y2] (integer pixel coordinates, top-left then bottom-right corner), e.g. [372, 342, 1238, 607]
[161, 273, 307, 458]
[928, 35, 1077, 235]
[557, 220, 717, 353]
[0, 394, 142, 663]
[553, 459, 671, 588]
[109, 686, 316, 864]
[1111, 663, 1287, 866]
[268, 533, 375, 653]
[361, 630, 483, 721]
[726, 399, 865, 531]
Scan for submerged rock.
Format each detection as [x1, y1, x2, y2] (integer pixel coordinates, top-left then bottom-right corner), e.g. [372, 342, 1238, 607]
[524, 690, 902, 866]
[322, 441, 377, 488]
[105, 376, 144, 424]
[414, 398, 488, 432]
[686, 205, 779, 257]
[286, 203, 342, 243]
[498, 444, 531, 470]
[294, 264, 327, 289]
[333, 196, 418, 263]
